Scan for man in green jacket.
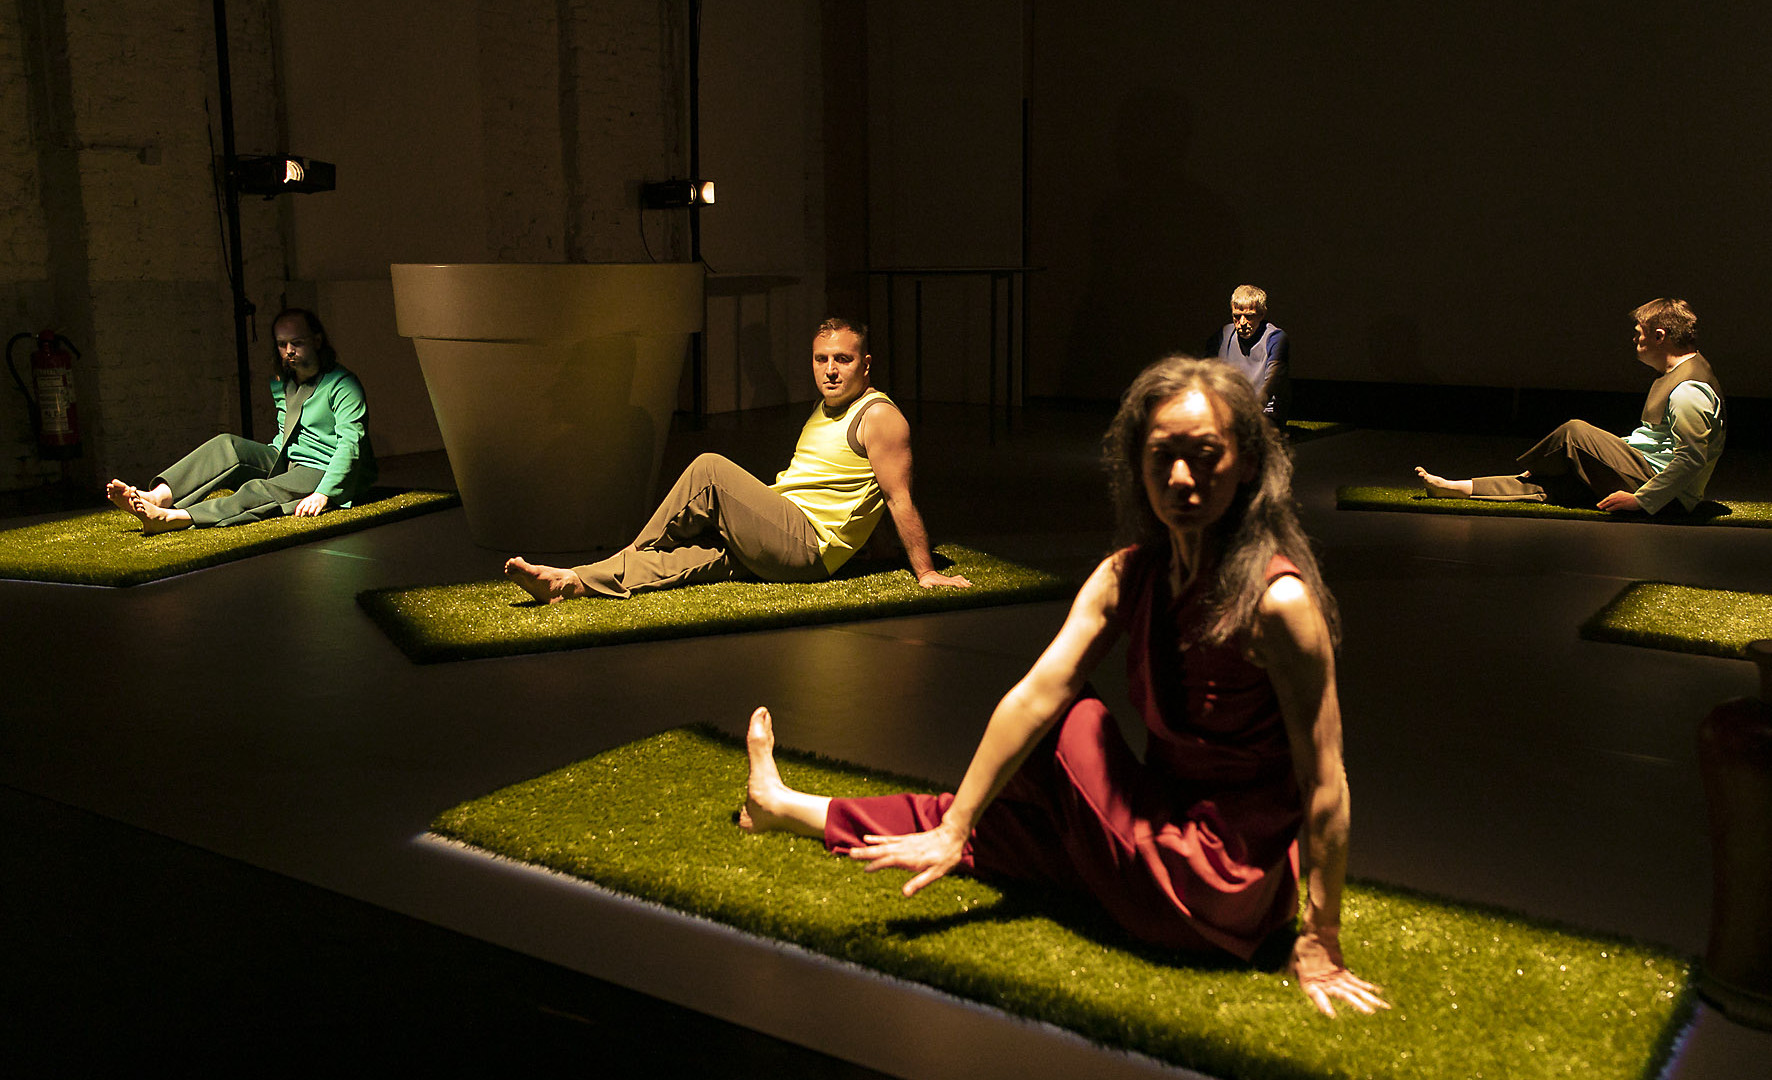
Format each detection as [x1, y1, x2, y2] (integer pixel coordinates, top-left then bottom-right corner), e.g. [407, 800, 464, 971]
[109, 308, 377, 533]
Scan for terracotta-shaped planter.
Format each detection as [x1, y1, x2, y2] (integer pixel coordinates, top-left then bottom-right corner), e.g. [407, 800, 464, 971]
[392, 263, 703, 552]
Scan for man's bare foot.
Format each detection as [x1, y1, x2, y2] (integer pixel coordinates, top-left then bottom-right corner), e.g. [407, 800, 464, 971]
[110, 480, 172, 511]
[1415, 467, 1473, 498]
[502, 557, 587, 603]
[128, 492, 192, 534]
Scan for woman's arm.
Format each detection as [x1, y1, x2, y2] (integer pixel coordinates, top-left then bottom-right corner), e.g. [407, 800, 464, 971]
[1256, 574, 1389, 1018]
[848, 553, 1128, 894]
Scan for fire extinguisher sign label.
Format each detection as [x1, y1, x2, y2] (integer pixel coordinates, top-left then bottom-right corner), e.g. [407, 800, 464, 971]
[34, 368, 75, 436]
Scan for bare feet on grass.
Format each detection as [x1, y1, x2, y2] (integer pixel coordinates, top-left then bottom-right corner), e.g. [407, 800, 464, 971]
[502, 557, 587, 603]
[738, 707, 825, 838]
[108, 480, 172, 511]
[1414, 467, 1472, 498]
[105, 480, 137, 511]
[127, 492, 192, 534]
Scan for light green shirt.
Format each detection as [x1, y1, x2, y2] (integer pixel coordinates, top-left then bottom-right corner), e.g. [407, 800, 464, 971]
[270, 365, 377, 504]
[1624, 375, 1724, 514]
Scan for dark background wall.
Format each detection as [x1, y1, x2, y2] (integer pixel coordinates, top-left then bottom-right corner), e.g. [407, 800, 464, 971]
[1028, 2, 1772, 400]
[6, 0, 1765, 492]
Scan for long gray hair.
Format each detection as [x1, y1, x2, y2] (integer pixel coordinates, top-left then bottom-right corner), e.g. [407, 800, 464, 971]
[1103, 354, 1338, 647]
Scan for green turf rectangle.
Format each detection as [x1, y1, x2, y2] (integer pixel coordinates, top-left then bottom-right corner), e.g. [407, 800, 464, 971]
[1336, 485, 1772, 527]
[0, 489, 460, 587]
[1285, 421, 1353, 445]
[356, 543, 1072, 663]
[433, 725, 1691, 1080]
[1581, 581, 1772, 659]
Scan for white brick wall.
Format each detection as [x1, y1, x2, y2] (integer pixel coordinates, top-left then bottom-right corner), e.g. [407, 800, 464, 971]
[0, 10, 49, 285]
[0, 6, 58, 489]
[569, 0, 687, 263]
[478, 1, 568, 262]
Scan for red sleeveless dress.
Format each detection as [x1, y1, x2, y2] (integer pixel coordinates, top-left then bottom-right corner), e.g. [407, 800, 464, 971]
[824, 546, 1305, 959]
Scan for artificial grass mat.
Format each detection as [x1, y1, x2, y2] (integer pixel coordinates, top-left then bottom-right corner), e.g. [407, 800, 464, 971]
[0, 488, 460, 587]
[1581, 581, 1772, 660]
[1337, 485, 1772, 527]
[433, 725, 1692, 1080]
[358, 543, 1071, 663]
[1285, 420, 1353, 445]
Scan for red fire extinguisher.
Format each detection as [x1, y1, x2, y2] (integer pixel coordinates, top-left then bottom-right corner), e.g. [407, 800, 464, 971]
[6, 329, 82, 460]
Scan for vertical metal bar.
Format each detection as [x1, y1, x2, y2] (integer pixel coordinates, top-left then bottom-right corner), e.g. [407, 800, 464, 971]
[988, 273, 1000, 445]
[688, 0, 701, 260]
[913, 277, 923, 423]
[884, 274, 897, 398]
[213, 0, 253, 440]
[1005, 270, 1017, 433]
[688, 0, 705, 423]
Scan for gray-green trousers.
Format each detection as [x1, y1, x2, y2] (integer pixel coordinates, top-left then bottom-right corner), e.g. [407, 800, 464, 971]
[571, 453, 826, 598]
[155, 434, 325, 527]
[1470, 420, 1655, 505]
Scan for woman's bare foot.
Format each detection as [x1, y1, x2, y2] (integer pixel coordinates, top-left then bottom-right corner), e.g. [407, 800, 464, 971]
[128, 492, 192, 534]
[502, 557, 588, 603]
[739, 707, 827, 837]
[1414, 467, 1472, 498]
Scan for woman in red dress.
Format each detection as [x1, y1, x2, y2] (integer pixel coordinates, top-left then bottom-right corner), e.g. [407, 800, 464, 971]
[740, 354, 1387, 1017]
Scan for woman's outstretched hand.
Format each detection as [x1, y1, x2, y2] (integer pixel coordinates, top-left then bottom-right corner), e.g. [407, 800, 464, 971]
[1291, 928, 1390, 1018]
[847, 822, 968, 897]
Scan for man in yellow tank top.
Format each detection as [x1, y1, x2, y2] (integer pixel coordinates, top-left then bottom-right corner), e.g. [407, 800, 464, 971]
[504, 319, 972, 601]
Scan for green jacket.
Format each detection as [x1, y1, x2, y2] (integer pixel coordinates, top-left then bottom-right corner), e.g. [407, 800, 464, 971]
[270, 365, 377, 504]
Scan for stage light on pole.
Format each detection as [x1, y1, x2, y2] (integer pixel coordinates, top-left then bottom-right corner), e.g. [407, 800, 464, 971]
[236, 154, 337, 196]
[641, 179, 716, 208]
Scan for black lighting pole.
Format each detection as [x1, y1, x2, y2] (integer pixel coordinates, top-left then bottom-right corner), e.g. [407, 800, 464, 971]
[687, 0, 705, 421]
[213, 0, 254, 440]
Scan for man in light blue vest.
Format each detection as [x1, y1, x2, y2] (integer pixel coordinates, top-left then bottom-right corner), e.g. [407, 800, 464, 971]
[504, 318, 971, 601]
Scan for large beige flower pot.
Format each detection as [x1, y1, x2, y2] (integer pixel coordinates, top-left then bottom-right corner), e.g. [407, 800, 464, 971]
[391, 263, 703, 552]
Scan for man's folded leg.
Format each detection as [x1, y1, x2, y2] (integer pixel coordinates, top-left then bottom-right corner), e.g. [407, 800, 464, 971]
[571, 453, 824, 598]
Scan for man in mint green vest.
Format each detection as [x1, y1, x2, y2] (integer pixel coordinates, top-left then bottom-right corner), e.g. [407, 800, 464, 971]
[1415, 298, 1725, 515]
[504, 318, 972, 601]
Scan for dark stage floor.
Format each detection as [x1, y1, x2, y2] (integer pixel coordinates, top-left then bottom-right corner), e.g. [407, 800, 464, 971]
[4, 402, 1769, 1077]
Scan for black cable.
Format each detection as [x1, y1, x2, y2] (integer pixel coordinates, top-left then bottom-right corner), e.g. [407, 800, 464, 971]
[638, 206, 658, 263]
[6, 332, 41, 444]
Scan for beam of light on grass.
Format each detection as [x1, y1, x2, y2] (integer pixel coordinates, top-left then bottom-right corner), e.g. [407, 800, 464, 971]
[0, 489, 459, 587]
[1336, 486, 1772, 528]
[358, 544, 1073, 663]
[1582, 582, 1772, 659]
[431, 725, 1693, 1080]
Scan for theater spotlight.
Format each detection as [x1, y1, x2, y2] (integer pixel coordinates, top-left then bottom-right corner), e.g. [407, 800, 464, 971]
[641, 179, 716, 208]
[236, 154, 337, 196]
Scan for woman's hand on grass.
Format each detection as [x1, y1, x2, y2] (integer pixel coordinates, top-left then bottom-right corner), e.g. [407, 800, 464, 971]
[1291, 927, 1389, 1018]
[848, 822, 967, 896]
[293, 492, 330, 517]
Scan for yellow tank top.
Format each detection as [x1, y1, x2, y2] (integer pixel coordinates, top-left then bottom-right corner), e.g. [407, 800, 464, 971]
[771, 389, 894, 573]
